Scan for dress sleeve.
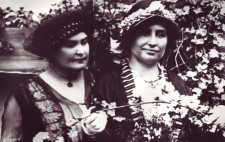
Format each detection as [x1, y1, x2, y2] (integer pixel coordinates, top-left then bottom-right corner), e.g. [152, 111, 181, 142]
[1, 94, 23, 142]
[1, 81, 43, 142]
[91, 70, 131, 142]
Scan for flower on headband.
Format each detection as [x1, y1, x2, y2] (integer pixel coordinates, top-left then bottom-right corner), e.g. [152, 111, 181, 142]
[119, 1, 176, 38]
[148, 1, 164, 11]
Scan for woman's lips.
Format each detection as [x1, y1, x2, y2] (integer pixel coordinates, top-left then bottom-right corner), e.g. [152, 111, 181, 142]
[71, 58, 87, 61]
[142, 48, 159, 54]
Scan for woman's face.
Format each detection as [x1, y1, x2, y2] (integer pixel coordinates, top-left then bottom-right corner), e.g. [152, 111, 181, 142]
[130, 24, 168, 66]
[53, 32, 90, 71]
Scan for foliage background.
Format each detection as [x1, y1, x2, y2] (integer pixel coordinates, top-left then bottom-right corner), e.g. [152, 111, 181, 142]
[0, 0, 225, 141]
[1, 0, 225, 109]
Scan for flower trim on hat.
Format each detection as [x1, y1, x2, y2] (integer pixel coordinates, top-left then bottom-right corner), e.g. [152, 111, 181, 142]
[119, 1, 176, 36]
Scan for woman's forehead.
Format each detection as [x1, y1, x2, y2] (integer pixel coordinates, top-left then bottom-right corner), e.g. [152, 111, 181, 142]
[147, 24, 167, 30]
[66, 32, 88, 41]
[140, 24, 167, 32]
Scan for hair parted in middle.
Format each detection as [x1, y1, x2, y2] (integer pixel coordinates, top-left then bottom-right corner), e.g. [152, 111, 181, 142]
[118, 0, 179, 67]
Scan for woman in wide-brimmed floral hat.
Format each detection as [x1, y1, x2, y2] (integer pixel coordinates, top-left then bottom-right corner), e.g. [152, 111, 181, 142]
[1, 10, 109, 142]
[94, 0, 225, 142]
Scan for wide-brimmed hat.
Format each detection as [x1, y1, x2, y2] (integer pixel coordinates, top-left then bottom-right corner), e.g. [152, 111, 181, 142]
[24, 9, 94, 58]
[119, 0, 179, 41]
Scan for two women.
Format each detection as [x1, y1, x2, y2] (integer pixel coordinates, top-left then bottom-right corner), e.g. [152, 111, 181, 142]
[1, 10, 108, 142]
[2, 1, 225, 142]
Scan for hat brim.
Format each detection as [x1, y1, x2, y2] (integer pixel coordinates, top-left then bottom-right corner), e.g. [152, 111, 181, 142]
[119, 15, 179, 42]
[23, 10, 94, 58]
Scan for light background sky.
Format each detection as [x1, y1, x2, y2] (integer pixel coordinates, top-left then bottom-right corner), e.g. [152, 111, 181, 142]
[0, 0, 80, 21]
[0, 0, 121, 48]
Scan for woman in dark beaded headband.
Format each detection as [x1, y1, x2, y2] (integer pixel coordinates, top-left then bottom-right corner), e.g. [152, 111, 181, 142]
[26, 10, 94, 62]
[1, 10, 109, 142]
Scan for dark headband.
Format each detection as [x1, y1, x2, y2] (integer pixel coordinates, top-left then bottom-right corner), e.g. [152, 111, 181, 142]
[24, 10, 94, 58]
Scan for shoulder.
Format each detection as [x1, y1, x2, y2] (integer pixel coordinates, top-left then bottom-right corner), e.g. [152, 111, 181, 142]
[15, 75, 43, 92]
[94, 63, 123, 98]
[93, 63, 122, 94]
[97, 63, 122, 83]
[3, 75, 42, 116]
[17, 75, 39, 86]
[93, 63, 127, 106]
[11, 75, 46, 103]
[167, 71, 184, 82]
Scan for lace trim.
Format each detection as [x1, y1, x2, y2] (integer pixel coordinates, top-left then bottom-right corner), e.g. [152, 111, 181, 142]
[120, 58, 144, 122]
[27, 79, 66, 136]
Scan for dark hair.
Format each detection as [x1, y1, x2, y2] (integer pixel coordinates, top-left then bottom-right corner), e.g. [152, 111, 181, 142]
[118, 0, 179, 68]
[24, 10, 94, 60]
[120, 17, 176, 58]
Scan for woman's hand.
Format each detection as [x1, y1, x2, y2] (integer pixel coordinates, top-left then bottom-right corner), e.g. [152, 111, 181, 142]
[81, 107, 108, 136]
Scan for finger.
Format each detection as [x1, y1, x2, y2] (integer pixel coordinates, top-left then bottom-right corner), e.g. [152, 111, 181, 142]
[90, 121, 107, 133]
[87, 111, 107, 126]
[86, 112, 108, 130]
[87, 106, 96, 115]
[84, 112, 106, 126]
[86, 123, 105, 133]
[82, 106, 96, 119]
[85, 113, 98, 124]
[88, 106, 96, 113]
[96, 111, 107, 119]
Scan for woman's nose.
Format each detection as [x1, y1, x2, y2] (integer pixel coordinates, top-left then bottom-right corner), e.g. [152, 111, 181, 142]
[147, 36, 157, 46]
[75, 45, 85, 56]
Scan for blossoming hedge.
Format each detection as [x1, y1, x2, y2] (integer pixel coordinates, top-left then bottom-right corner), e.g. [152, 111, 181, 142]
[1, 0, 225, 140]
[1, 0, 225, 124]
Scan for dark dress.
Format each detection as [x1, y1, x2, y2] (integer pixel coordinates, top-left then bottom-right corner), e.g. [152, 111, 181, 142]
[1, 70, 109, 142]
[94, 62, 225, 142]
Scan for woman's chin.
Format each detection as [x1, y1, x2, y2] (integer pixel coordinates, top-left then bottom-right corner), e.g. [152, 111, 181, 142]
[140, 58, 160, 66]
[66, 61, 88, 70]
[71, 64, 88, 70]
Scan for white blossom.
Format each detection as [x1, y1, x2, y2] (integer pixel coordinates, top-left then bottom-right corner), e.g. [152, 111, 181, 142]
[209, 48, 219, 58]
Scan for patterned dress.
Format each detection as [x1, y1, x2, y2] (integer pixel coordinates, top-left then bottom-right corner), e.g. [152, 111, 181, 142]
[1, 70, 105, 142]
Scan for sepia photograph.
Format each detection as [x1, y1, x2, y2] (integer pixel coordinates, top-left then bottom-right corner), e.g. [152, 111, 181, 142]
[0, 0, 225, 141]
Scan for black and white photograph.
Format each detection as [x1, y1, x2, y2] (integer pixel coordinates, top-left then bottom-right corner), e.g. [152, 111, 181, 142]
[0, 0, 225, 141]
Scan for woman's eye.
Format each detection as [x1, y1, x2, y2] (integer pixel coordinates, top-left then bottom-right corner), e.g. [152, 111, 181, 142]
[140, 30, 151, 36]
[156, 31, 167, 38]
[81, 38, 88, 46]
[62, 38, 88, 48]
[63, 41, 77, 48]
